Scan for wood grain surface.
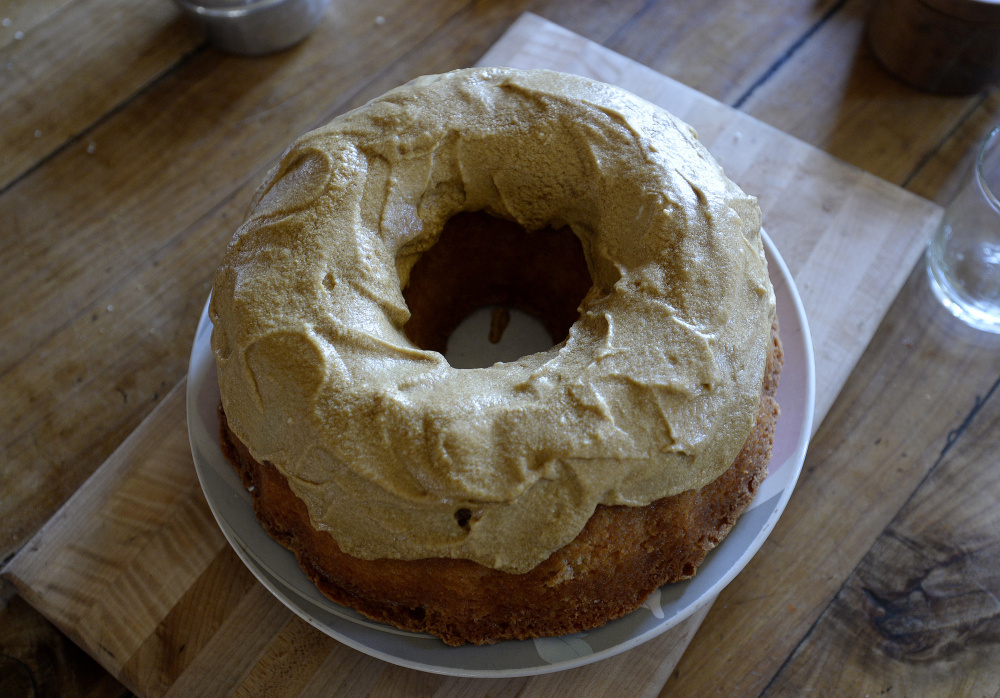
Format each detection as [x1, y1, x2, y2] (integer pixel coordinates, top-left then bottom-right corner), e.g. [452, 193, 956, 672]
[0, 11, 957, 697]
[2, 0, 1000, 695]
[769, 373, 1000, 695]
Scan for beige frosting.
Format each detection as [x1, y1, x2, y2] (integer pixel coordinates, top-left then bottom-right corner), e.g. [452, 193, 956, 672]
[210, 67, 775, 574]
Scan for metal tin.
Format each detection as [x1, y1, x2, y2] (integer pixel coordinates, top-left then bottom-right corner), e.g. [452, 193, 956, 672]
[173, 0, 331, 56]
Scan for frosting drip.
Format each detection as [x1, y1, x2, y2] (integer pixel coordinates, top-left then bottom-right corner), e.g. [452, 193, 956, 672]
[210, 67, 775, 573]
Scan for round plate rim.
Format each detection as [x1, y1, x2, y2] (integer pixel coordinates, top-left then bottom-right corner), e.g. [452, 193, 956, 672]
[186, 228, 815, 677]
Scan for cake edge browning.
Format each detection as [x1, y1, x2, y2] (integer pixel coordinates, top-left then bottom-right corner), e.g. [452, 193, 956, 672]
[217, 322, 783, 646]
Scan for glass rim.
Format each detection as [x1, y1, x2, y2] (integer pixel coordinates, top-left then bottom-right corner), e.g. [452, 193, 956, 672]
[976, 124, 1000, 212]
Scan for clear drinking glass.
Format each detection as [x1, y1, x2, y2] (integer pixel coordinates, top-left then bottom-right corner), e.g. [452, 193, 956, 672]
[926, 124, 1000, 333]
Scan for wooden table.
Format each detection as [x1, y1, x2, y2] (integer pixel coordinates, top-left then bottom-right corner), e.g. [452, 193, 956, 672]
[2, 1, 999, 695]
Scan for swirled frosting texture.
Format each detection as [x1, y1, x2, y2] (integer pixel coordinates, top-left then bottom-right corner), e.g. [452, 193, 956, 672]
[210, 68, 775, 574]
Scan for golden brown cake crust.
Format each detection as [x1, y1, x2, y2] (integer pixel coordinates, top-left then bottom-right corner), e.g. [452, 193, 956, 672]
[210, 69, 777, 575]
[218, 322, 783, 646]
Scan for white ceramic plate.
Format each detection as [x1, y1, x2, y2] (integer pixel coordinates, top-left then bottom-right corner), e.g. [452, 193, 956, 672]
[187, 229, 815, 678]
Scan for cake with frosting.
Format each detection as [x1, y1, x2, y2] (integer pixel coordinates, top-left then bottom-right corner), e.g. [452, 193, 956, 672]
[210, 67, 781, 645]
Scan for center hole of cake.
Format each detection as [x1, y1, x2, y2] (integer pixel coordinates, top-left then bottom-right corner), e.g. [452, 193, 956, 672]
[402, 211, 592, 368]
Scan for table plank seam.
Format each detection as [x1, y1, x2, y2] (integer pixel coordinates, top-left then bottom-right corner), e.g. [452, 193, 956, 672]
[732, 0, 850, 110]
[901, 92, 990, 193]
[756, 370, 1000, 696]
[0, 38, 209, 201]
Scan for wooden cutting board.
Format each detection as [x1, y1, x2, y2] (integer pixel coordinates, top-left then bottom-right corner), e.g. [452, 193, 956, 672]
[2, 13, 942, 698]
